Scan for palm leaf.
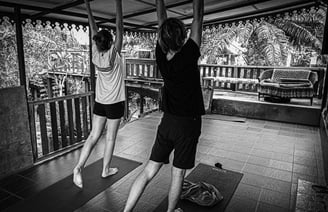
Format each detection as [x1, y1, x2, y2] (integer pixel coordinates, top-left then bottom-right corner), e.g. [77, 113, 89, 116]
[275, 20, 322, 50]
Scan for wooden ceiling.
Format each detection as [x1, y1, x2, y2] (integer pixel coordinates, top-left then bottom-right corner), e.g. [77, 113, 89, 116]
[0, 0, 325, 30]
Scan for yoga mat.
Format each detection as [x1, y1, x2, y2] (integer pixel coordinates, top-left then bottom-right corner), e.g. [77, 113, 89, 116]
[154, 163, 243, 212]
[5, 156, 141, 212]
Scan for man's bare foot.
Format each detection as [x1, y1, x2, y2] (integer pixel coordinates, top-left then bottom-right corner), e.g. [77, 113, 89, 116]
[101, 167, 119, 178]
[73, 167, 83, 189]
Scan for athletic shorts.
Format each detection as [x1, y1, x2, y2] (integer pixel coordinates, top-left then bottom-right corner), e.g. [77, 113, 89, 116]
[149, 113, 201, 169]
[93, 101, 125, 119]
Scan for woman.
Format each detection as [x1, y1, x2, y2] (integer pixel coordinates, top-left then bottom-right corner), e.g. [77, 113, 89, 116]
[73, 0, 124, 189]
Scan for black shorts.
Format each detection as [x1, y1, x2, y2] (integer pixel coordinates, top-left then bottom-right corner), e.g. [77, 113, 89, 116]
[93, 101, 125, 119]
[149, 113, 201, 169]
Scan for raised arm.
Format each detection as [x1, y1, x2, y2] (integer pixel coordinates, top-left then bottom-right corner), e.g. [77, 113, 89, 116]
[114, 0, 123, 52]
[84, 0, 98, 38]
[190, 0, 204, 47]
[156, 0, 167, 27]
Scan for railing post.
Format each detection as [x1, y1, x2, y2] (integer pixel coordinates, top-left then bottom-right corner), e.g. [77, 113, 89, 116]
[139, 94, 144, 116]
[28, 104, 38, 161]
[14, 7, 27, 88]
[89, 30, 96, 93]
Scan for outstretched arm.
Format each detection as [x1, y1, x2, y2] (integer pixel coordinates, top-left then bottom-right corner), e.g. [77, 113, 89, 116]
[84, 0, 98, 38]
[190, 0, 204, 47]
[156, 0, 167, 27]
[114, 0, 123, 53]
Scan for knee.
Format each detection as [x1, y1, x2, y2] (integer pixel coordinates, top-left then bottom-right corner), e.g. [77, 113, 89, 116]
[172, 167, 186, 178]
[87, 131, 101, 144]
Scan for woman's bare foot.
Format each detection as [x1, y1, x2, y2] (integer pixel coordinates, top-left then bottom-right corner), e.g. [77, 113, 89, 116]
[101, 167, 118, 178]
[73, 166, 83, 189]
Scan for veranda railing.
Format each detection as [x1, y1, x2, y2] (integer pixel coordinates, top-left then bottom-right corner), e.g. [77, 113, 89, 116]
[28, 92, 94, 161]
[199, 64, 325, 97]
[29, 59, 325, 161]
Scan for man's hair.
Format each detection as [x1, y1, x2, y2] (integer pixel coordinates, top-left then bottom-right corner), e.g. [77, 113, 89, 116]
[158, 18, 187, 54]
[93, 29, 113, 51]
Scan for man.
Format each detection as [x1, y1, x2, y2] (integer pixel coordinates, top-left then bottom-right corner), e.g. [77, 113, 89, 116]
[123, 0, 204, 211]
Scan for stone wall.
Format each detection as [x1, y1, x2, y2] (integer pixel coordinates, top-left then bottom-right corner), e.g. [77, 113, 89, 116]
[0, 86, 33, 179]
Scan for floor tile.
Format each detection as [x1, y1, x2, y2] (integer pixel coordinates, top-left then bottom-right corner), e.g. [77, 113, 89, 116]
[234, 183, 261, 201]
[0, 195, 22, 211]
[271, 152, 294, 163]
[265, 168, 292, 182]
[293, 163, 317, 177]
[243, 164, 267, 176]
[247, 156, 270, 167]
[256, 202, 290, 212]
[269, 159, 293, 172]
[241, 172, 270, 188]
[259, 188, 290, 209]
[225, 195, 257, 212]
[262, 177, 291, 194]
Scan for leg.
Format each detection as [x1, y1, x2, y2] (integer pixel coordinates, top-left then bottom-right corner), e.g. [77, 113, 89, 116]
[101, 118, 121, 177]
[73, 114, 107, 188]
[123, 160, 163, 212]
[167, 167, 186, 212]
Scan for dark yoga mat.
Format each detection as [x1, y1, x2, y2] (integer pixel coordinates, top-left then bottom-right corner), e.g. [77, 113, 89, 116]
[154, 163, 243, 212]
[5, 156, 141, 212]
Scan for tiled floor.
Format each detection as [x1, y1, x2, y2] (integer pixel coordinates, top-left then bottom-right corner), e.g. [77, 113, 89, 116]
[0, 111, 325, 212]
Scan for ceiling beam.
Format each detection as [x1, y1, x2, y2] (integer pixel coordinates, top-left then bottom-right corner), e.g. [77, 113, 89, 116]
[30, 0, 89, 19]
[144, 0, 274, 27]
[0, 1, 155, 30]
[134, 0, 187, 17]
[96, 0, 192, 25]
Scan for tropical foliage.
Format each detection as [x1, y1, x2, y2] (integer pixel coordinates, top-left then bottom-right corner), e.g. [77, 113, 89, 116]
[201, 7, 327, 66]
[0, 17, 19, 88]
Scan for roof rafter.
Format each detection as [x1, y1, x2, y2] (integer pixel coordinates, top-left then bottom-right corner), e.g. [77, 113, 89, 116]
[30, 0, 88, 19]
[203, 0, 318, 26]
[96, 0, 192, 25]
[0, 0, 155, 30]
[144, 0, 276, 27]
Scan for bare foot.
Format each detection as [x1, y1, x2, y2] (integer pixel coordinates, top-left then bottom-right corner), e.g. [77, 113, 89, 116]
[174, 208, 183, 212]
[73, 167, 83, 189]
[101, 167, 118, 178]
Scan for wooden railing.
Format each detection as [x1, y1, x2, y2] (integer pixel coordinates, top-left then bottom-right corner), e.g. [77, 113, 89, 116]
[199, 64, 326, 97]
[125, 58, 161, 79]
[27, 58, 327, 162]
[28, 92, 94, 161]
[124, 58, 325, 96]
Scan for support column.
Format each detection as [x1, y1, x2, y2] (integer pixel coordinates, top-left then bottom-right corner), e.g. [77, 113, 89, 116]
[89, 30, 96, 94]
[321, 8, 328, 110]
[14, 7, 26, 87]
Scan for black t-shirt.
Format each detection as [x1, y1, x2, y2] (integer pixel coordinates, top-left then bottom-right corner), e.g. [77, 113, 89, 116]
[156, 38, 205, 117]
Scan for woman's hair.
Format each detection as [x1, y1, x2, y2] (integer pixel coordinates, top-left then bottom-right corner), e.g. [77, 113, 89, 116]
[158, 18, 187, 54]
[93, 29, 113, 52]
